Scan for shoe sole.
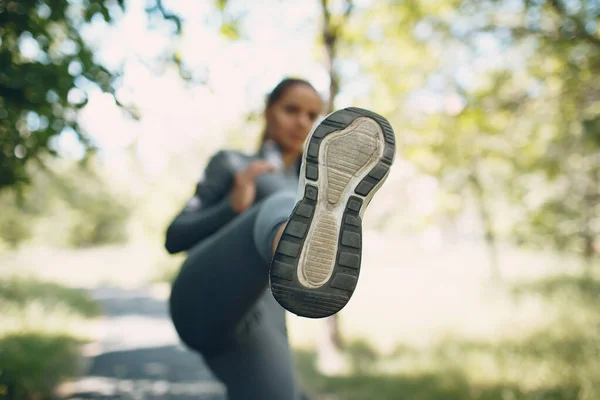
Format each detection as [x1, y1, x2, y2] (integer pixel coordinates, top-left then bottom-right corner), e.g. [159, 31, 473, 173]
[269, 107, 396, 318]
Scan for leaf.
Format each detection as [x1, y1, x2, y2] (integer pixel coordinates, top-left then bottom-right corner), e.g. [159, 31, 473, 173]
[216, 0, 228, 11]
[0, 0, 188, 190]
[220, 22, 240, 40]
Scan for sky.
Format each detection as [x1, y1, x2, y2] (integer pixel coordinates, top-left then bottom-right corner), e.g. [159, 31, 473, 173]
[12, 0, 528, 240]
[51, 0, 350, 175]
[38, 0, 514, 180]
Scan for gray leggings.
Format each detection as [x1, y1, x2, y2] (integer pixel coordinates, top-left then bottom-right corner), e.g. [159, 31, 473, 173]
[169, 191, 300, 400]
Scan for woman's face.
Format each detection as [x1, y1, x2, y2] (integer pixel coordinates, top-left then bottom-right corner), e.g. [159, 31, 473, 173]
[265, 84, 323, 154]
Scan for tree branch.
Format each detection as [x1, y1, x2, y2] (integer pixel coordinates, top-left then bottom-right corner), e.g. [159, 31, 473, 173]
[343, 0, 354, 19]
[547, 0, 600, 47]
[146, 0, 182, 34]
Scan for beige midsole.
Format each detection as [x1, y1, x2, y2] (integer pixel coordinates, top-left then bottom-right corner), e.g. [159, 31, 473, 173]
[296, 117, 385, 289]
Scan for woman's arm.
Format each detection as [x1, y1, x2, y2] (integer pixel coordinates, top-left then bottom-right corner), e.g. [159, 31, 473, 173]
[165, 197, 239, 254]
[164, 151, 239, 254]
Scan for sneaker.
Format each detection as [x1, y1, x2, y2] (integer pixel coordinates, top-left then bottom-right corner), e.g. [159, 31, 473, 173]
[269, 107, 396, 318]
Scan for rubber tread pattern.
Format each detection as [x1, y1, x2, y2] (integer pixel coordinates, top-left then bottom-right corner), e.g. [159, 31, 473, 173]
[269, 107, 396, 318]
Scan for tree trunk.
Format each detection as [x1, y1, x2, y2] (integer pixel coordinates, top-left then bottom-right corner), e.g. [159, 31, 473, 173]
[315, 0, 353, 376]
[581, 171, 599, 270]
[469, 165, 502, 282]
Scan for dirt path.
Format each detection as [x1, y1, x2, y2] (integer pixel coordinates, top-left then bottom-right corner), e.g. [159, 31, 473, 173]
[62, 285, 226, 400]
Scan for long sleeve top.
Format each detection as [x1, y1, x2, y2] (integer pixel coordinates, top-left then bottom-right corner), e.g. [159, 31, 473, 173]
[164, 143, 300, 254]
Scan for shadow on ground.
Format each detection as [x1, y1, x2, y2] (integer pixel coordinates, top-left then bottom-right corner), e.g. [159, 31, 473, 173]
[87, 345, 213, 382]
[61, 285, 226, 400]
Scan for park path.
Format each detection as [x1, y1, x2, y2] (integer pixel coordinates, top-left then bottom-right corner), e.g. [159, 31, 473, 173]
[62, 284, 227, 400]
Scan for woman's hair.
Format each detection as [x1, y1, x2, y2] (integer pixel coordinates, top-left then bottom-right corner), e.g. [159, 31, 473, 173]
[259, 78, 317, 146]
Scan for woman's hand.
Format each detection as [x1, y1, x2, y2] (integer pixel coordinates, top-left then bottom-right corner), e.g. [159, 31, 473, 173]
[229, 160, 276, 213]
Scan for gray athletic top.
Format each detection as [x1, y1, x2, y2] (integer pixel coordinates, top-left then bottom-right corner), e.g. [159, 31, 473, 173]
[165, 142, 300, 254]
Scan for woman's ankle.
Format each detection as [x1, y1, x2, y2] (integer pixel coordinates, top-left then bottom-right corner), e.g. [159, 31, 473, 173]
[272, 222, 287, 256]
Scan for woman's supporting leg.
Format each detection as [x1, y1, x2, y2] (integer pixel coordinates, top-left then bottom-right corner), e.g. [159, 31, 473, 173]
[169, 190, 301, 399]
[203, 290, 300, 400]
[168, 190, 296, 355]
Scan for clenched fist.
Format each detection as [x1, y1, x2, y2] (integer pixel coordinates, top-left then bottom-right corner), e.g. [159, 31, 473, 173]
[229, 160, 276, 213]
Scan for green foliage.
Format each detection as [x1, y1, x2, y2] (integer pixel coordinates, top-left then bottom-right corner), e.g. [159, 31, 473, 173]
[0, 159, 131, 248]
[345, 339, 379, 374]
[0, 191, 33, 248]
[296, 348, 579, 400]
[359, 0, 600, 261]
[0, 333, 84, 400]
[296, 274, 600, 399]
[483, 0, 600, 260]
[0, 0, 196, 191]
[0, 277, 101, 318]
[49, 164, 132, 248]
[513, 274, 600, 305]
[0, 0, 125, 189]
[349, 1, 444, 110]
[0, 275, 100, 400]
[220, 22, 240, 40]
[0, 213, 31, 248]
[65, 190, 131, 248]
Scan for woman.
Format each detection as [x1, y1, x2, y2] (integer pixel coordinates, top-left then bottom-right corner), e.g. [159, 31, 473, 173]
[166, 78, 396, 399]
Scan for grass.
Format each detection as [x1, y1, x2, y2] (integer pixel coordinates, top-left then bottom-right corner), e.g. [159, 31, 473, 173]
[0, 333, 85, 400]
[1, 240, 598, 399]
[295, 273, 600, 400]
[295, 349, 582, 400]
[0, 276, 101, 400]
[296, 332, 595, 400]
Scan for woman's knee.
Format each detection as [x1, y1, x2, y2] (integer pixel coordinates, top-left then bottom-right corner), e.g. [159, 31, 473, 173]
[169, 290, 227, 354]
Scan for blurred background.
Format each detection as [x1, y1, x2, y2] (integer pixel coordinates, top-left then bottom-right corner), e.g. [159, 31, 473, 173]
[1, 0, 599, 399]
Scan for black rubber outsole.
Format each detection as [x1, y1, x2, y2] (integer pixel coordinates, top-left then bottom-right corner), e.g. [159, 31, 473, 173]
[269, 107, 396, 318]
